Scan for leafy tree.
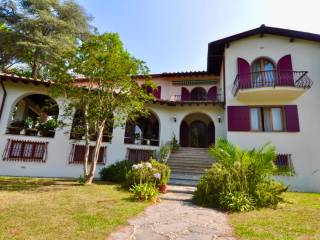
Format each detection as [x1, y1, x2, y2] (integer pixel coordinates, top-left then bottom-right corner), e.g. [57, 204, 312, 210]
[0, 0, 90, 79]
[52, 33, 154, 184]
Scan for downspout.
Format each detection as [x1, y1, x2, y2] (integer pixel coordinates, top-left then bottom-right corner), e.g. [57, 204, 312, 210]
[0, 77, 7, 121]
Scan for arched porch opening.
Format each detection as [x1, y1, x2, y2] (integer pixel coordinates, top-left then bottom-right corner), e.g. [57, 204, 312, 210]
[124, 111, 160, 146]
[7, 94, 59, 138]
[70, 109, 114, 142]
[179, 112, 215, 148]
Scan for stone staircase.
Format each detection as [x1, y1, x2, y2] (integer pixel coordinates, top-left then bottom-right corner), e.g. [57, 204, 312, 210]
[168, 147, 214, 186]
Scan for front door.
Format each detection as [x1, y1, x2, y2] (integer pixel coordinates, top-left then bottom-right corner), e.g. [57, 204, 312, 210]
[190, 120, 207, 148]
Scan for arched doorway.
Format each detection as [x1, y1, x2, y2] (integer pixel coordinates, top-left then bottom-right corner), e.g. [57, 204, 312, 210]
[179, 113, 215, 148]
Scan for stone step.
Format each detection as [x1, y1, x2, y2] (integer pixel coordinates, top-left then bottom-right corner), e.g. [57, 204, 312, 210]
[169, 156, 212, 160]
[169, 158, 212, 163]
[170, 173, 202, 180]
[171, 169, 206, 175]
[169, 178, 198, 186]
[168, 161, 213, 165]
[169, 163, 213, 168]
[171, 152, 210, 156]
[169, 173, 203, 186]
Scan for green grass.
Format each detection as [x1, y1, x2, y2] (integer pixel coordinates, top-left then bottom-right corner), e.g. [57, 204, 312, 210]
[0, 177, 150, 240]
[230, 192, 320, 240]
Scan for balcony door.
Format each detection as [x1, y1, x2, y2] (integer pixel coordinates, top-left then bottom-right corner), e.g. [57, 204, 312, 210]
[252, 58, 276, 87]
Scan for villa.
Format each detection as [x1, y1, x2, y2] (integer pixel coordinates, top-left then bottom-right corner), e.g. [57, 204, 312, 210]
[0, 25, 319, 191]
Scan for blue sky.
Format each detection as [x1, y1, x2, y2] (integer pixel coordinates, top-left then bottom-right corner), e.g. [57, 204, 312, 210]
[76, 0, 320, 74]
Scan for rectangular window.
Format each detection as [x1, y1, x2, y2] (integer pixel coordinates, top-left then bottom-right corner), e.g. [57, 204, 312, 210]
[3, 140, 48, 162]
[69, 145, 106, 164]
[274, 154, 294, 175]
[127, 148, 155, 163]
[271, 108, 283, 131]
[250, 108, 262, 131]
[250, 107, 284, 132]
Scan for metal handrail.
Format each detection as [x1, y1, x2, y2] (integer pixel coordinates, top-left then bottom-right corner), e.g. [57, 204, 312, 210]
[232, 70, 313, 96]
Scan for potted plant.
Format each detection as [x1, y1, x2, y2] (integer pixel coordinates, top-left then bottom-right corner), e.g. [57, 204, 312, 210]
[158, 164, 171, 193]
[7, 121, 24, 134]
[171, 135, 180, 153]
[134, 133, 141, 144]
[151, 160, 171, 193]
[38, 118, 57, 137]
[24, 117, 38, 136]
[70, 125, 85, 140]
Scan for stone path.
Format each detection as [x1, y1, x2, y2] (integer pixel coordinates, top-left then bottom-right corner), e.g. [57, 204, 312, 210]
[108, 185, 236, 240]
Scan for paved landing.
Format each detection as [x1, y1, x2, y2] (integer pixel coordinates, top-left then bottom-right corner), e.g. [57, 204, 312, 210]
[108, 185, 236, 240]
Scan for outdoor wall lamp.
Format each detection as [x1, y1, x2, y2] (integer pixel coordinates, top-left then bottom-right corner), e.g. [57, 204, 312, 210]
[173, 115, 177, 122]
[218, 115, 222, 123]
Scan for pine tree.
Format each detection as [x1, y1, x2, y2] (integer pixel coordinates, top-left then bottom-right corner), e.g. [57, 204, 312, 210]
[0, 0, 91, 79]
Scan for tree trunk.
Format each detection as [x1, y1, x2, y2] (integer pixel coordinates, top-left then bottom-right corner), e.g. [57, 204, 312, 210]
[85, 121, 105, 184]
[32, 48, 41, 80]
[83, 105, 90, 178]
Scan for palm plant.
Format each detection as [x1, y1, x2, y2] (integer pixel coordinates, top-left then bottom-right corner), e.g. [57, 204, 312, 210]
[194, 138, 287, 212]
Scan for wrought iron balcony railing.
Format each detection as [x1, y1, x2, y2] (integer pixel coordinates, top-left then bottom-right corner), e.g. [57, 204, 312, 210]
[232, 70, 313, 96]
[168, 93, 223, 102]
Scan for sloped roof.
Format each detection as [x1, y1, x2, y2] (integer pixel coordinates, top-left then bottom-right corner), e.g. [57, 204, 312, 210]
[0, 72, 52, 87]
[207, 25, 320, 74]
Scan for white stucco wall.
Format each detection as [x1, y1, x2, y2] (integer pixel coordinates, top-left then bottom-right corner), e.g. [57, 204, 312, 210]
[224, 35, 320, 192]
[0, 81, 225, 179]
[137, 77, 221, 101]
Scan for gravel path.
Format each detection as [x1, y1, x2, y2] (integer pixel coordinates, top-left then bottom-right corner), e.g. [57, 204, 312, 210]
[108, 185, 236, 240]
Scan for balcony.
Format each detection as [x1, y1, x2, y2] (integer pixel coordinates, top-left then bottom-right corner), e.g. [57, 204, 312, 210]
[232, 70, 313, 102]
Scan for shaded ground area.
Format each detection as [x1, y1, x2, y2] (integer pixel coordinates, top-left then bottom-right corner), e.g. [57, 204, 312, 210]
[230, 192, 320, 240]
[108, 185, 236, 240]
[0, 177, 149, 240]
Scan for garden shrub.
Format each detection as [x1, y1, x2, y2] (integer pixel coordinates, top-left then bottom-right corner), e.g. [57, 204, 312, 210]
[99, 160, 133, 183]
[193, 138, 288, 212]
[130, 182, 159, 202]
[124, 159, 170, 188]
[154, 143, 171, 163]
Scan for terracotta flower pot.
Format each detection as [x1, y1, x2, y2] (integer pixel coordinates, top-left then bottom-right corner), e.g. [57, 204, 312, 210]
[159, 184, 168, 193]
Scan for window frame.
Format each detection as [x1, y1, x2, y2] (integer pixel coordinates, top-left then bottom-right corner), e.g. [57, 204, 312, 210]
[69, 144, 106, 165]
[251, 57, 276, 86]
[3, 139, 48, 162]
[249, 106, 286, 132]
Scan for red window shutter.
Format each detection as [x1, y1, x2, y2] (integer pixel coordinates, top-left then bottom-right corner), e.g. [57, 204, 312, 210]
[277, 55, 294, 86]
[237, 58, 251, 89]
[207, 86, 217, 100]
[72, 145, 105, 164]
[284, 105, 300, 132]
[227, 106, 250, 131]
[181, 87, 190, 101]
[128, 149, 153, 163]
[153, 86, 161, 99]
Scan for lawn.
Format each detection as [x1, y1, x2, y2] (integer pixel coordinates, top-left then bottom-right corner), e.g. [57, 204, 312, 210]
[0, 177, 150, 240]
[230, 192, 320, 240]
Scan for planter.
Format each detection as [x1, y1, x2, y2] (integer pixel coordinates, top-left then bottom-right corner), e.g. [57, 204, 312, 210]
[40, 130, 55, 138]
[7, 127, 23, 135]
[159, 184, 168, 193]
[25, 128, 38, 136]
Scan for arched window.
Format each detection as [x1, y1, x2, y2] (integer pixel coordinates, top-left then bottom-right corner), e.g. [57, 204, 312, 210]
[190, 87, 207, 101]
[251, 58, 276, 87]
[124, 111, 159, 146]
[7, 94, 59, 137]
[70, 109, 113, 142]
